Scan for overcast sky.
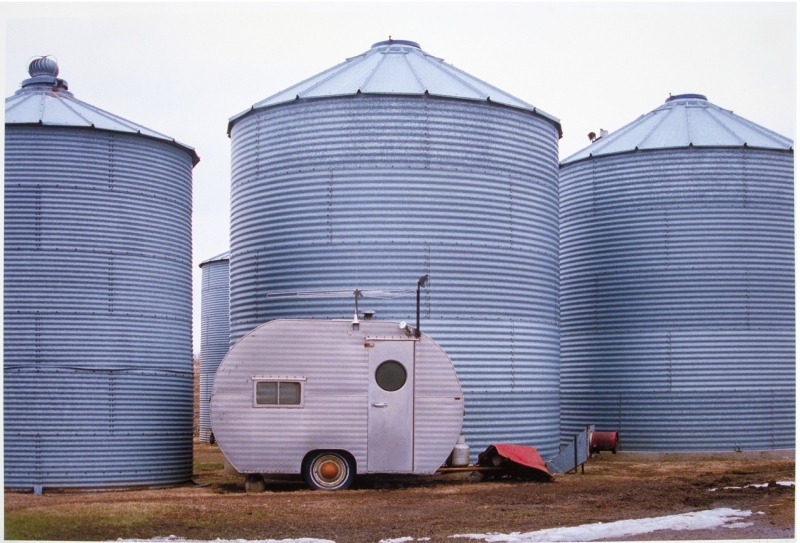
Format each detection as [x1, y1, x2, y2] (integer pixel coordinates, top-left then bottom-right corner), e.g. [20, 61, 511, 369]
[2, 2, 796, 355]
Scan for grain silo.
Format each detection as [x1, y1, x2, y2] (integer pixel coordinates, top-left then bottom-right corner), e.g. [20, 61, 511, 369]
[559, 94, 794, 451]
[199, 251, 230, 443]
[4, 58, 199, 490]
[227, 39, 562, 459]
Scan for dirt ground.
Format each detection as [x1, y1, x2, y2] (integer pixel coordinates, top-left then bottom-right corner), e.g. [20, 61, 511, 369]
[4, 443, 794, 542]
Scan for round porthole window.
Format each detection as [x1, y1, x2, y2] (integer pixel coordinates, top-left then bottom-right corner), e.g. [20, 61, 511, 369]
[375, 360, 407, 392]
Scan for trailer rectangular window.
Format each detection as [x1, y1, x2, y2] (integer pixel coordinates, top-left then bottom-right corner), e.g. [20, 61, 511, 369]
[252, 378, 305, 408]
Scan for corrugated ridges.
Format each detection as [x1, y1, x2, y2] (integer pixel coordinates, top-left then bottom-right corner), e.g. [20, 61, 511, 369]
[231, 96, 557, 181]
[229, 95, 560, 462]
[230, 245, 558, 337]
[199, 257, 230, 442]
[4, 125, 194, 488]
[464, 392, 561, 460]
[559, 147, 795, 451]
[4, 369, 192, 488]
[561, 390, 795, 451]
[561, 330, 795, 389]
[5, 255, 191, 333]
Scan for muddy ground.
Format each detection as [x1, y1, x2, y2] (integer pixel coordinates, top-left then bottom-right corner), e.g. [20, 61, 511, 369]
[4, 443, 794, 542]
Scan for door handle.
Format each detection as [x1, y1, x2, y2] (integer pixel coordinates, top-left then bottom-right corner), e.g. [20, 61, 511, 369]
[371, 403, 387, 408]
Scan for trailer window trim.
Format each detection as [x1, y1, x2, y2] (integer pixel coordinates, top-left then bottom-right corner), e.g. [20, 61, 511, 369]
[252, 378, 306, 408]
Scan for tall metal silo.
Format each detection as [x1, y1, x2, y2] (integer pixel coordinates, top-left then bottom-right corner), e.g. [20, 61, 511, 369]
[199, 251, 230, 443]
[227, 39, 563, 459]
[4, 58, 199, 489]
[559, 94, 794, 451]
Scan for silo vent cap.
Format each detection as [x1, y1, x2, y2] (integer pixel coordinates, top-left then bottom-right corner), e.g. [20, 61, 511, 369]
[371, 38, 421, 49]
[20, 56, 69, 92]
[28, 56, 59, 78]
[666, 93, 708, 103]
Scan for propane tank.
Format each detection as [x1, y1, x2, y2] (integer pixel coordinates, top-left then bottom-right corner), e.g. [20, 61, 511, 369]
[451, 434, 470, 467]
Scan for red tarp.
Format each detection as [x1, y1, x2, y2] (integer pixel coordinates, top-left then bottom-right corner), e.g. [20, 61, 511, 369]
[477, 444, 554, 482]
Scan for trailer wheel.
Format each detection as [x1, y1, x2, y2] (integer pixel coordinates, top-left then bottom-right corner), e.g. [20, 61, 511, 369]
[303, 451, 355, 490]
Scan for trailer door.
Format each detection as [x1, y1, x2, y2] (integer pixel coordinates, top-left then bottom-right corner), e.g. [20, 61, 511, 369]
[367, 340, 414, 472]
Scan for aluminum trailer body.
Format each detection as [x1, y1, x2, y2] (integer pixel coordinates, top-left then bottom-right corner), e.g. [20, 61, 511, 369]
[210, 319, 464, 488]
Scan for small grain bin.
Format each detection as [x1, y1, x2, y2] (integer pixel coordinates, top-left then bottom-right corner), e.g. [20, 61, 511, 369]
[4, 58, 199, 489]
[559, 94, 794, 451]
[199, 251, 230, 443]
[227, 40, 563, 459]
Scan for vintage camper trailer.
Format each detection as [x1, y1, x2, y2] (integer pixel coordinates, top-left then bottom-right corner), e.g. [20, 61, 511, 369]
[210, 318, 464, 490]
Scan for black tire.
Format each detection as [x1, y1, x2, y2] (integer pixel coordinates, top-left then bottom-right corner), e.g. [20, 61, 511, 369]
[303, 451, 355, 490]
[244, 473, 266, 493]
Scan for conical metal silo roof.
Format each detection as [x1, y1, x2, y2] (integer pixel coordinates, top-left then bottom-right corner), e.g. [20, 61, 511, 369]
[199, 251, 230, 267]
[5, 57, 199, 165]
[562, 94, 793, 164]
[228, 38, 561, 136]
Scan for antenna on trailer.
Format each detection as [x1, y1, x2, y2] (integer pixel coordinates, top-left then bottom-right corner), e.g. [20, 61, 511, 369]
[267, 288, 413, 299]
[266, 280, 430, 335]
[267, 288, 414, 319]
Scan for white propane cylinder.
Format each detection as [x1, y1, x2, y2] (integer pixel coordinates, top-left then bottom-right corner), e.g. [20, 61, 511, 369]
[451, 434, 470, 467]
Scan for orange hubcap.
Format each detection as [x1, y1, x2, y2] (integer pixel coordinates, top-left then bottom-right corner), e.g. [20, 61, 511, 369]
[319, 461, 340, 480]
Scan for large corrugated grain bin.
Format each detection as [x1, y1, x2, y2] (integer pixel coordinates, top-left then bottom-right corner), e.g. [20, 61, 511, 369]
[199, 251, 230, 443]
[227, 39, 563, 459]
[559, 94, 794, 451]
[4, 58, 199, 489]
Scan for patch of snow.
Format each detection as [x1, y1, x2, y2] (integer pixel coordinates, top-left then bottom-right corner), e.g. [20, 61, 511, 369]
[450, 508, 755, 542]
[380, 538, 415, 543]
[711, 481, 794, 492]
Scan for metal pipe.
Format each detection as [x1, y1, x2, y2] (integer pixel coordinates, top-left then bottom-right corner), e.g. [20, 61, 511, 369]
[415, 275, 429, 338]
[573, 434, 578, 473]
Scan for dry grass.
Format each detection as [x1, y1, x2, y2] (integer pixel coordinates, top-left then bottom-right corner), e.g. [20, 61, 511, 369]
[4, 444, 794, 542]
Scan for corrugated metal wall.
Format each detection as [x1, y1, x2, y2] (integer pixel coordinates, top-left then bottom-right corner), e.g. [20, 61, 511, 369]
[229, 95, 561, 460]
[4, 126, 194, 488]
[199, 255, 230, 443]
[559, 147, 795, 451]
